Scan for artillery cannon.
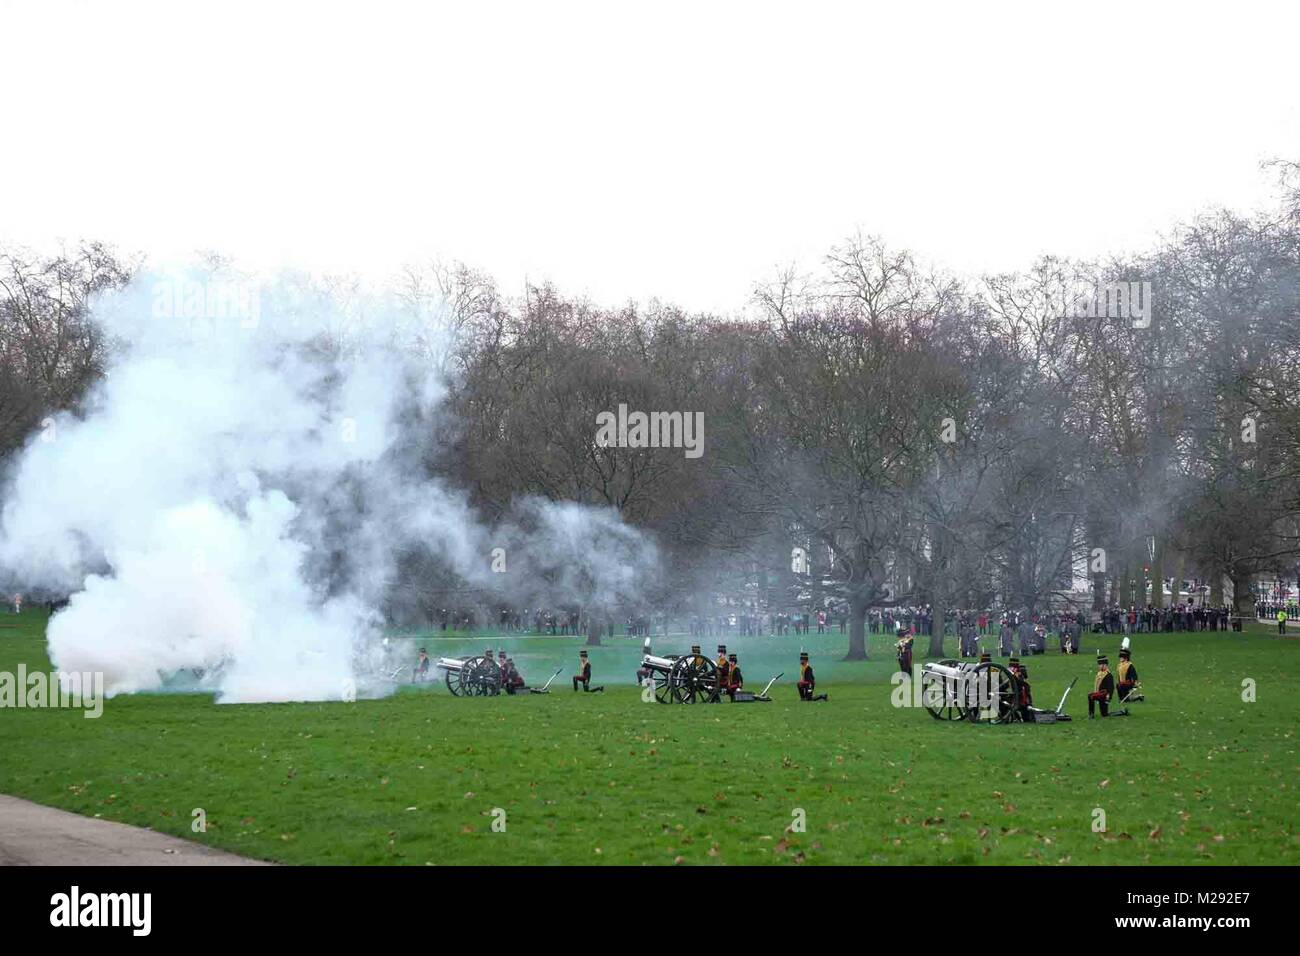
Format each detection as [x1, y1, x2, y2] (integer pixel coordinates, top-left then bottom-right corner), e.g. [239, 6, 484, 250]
[435, 655, 502, 697]
[919, 659, 1019, 724]
[639, 638, 720, 703]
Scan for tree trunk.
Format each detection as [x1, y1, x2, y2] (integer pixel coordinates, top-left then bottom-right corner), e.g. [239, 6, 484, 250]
[844, 594, 868, 660]
[1230, 574, 1253, 616]
[1117, 561, 1130, 607]
[1150, 537, 1164, 608]
[928, 596, 947, 658]
[585, 611, 602, 646]
[1210, 572, 1224, 608]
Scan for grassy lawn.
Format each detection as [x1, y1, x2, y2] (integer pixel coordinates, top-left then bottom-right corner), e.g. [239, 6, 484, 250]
[1, 610, 1296, 865]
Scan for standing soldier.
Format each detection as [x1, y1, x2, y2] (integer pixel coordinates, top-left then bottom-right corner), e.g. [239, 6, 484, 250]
[797, 651, 828, 701]
[895, 626, 914, 675]
[572, 649, 604, 693]
[998, 619, 1013, 657]
[1008, 657, 1033, 718]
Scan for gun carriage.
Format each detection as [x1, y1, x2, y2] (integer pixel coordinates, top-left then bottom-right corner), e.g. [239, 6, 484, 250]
[435, 655, 502, 697]
[919, 659, 1019, 724]
[639, 639, 720, 703]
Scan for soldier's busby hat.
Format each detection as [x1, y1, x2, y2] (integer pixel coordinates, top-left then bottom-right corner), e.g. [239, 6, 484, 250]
[799, 651, 809, 661]
[729, 653, 737, 662]
[485, 648, 494, 656]
[690, 644, 701, 654]
[1118, 648, 1130, 658]
[978, 652, 991, 662]
[717, 644, 727, 653]
[578, 649, 588, 657]
[418, 647, 427, 654]
[1097, 654, 1108, 665]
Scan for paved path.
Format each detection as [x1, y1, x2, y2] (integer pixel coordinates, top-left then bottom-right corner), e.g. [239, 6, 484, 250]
[0, 795, 269, 865]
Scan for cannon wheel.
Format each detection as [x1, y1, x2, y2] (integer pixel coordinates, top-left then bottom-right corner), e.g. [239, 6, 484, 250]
[670, 655, 719, 703]
[652, 671, 673, 703]
[465, 656, 502, 697]
[965, 662, 1019, 724]
[444, 663, 468, 697]
[922, 659, 967, 721]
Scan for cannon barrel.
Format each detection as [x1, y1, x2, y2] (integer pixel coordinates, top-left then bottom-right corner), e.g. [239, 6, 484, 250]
[435, 656, 468, 672]
[641, 654, 677, 671]
[922, 661, 972, 682]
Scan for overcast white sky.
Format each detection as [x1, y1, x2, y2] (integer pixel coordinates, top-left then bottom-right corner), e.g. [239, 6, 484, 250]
[2, 0, 1298, 312]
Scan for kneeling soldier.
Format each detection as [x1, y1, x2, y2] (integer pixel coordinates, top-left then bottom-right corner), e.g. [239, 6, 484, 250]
[504, 656, 526, 694]
[1116, 647, 1142, 706]
[1008, 656, 1033, 716]
[797, 651, 828, 701]
[726, 652, 743, 700]
[1088, 654, 1123, 718]
[572, 649, 604, 693]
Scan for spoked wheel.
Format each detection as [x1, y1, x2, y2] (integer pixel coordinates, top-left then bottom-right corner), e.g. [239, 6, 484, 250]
[652, 672, 673, 703]
[921, 664, 968, 721]
[965, 662, 1019, 724]
[444, 660, 469, 697]
[465, 657, 502, 696]
[922, 661, 968, 720]
[670, 655, 720, 703]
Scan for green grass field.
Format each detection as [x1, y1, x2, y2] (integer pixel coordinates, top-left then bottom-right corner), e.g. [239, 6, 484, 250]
[1, 611, 1296, 865]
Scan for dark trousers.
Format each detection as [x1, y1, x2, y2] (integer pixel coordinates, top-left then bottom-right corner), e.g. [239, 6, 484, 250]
[1087, 691, 1109, 717]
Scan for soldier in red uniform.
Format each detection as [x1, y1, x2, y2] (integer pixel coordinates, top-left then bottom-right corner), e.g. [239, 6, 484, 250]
[1116, 647, 1142, 707]
[1088, 654, 1122, 717]
[1008, 656, 1033, 717]
[726, 652, 743, 700]
[716, 644, 730, 691]
[797, 651, 828, 701]
[503, 656, 526, 694]
[895, 626, 914, 675]
[572, 649, 604, 693]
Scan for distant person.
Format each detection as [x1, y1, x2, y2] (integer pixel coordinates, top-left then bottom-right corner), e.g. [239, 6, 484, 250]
[413, 647, 430, 682]
[1278, 608, 1288, 635]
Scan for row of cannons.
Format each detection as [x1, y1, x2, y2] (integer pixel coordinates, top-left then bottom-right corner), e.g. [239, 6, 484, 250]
[433, 640, 775, 702]
[433, 647, 1067, 718]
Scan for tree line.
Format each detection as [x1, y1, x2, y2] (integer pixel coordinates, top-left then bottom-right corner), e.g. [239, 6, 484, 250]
[4, 163, 1299, 658]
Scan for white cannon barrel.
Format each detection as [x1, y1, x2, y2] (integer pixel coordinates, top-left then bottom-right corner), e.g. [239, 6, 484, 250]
[435, 657, 467, 672]
[922, 661, 971, 682]
[641, 654, 677, 671]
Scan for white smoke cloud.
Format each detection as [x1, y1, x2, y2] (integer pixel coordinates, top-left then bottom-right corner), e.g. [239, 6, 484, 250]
[0, 265, 659, 702]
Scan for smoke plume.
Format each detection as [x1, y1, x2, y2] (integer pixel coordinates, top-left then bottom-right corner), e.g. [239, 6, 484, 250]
[0, 267, 658, 702]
